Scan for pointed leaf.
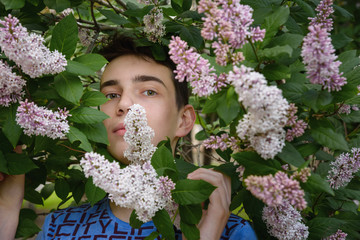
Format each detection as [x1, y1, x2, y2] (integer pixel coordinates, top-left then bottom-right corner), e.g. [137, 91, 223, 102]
[311, 127, 349, 151]
[69, 107, 109, 124]
[2, 104, 22, 148]
[85, 177, 106, 205]
[54, 72, 83, 105]
[172, 179, 216, 205]
[152, 209, 175, 240]
[67, 126, 93, 152]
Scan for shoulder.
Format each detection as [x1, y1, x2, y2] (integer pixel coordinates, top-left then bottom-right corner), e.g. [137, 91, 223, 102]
[221, 214, 258, 240]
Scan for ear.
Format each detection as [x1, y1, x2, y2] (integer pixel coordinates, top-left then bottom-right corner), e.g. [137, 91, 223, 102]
[175, 104, 196, 138]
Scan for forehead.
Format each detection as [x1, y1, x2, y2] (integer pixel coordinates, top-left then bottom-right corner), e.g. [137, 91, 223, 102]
[101, 54, 174, 88]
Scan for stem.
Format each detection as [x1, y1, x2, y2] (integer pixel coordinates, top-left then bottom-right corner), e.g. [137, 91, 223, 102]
[89, 0, 122, 14]
[347, 124, 360, 137]
[312, 192, 324, 214]
[114, 0, 127, 9]
[90, 1, 100, 31]
[59, 143, 86, 154]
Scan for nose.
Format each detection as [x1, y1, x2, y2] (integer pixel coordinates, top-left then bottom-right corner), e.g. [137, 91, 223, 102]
[116, 92, 133, 116]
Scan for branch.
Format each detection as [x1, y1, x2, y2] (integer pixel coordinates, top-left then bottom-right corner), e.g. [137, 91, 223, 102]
[114, 0, 127, 9]
[89, 0, 123, 14]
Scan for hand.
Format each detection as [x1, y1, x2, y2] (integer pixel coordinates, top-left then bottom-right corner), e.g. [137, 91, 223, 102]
[0, 171, 25, 240]
[187, 168, 231, 240]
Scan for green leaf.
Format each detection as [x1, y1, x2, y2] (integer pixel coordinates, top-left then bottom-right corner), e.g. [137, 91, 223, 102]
[15, 217, 41, 238]
[44, 0, 70, 12]
[232, 152, 280, 175]
[54, 72, 83, 105]
[179, 25, 203, 49]
[302, 173, 334, 196]
[50, 14, 78, 58]
[144, 231, 159, 240]
[152, 209, 175, 240]
[334, 66, 360, 102]
[85, 177, 107, 205]
[67, 126, 93, 152]
[81, 91, 108, 107]
[279, 82, 307, 104]
[6, 153, 37, 175]
[77, 123, 108, 145]
[175, 158, 198, 180]
[0, 0, 25, 9]
[72, 181, 85, 204]
[302, 90, 333, 112]
[172, 179, 216, 205]
[307, 217, 346, 239]
[277, 142, 305, 167]
[151, 145, 177, 181]
[69, 107, 109, 124]
[24, 186, 43, 205]
[311, 127, 349, 151]
[292, 0, 315, 17]
[124, 3, 153, 17]
[98, 9, 129, 25]
[130, 210, 145, 229]
[331, 33, 353, 49]
[171, 0, 183, 14]
[2, 104, 22, 148]
[180, 221, 200, 240]
[341, 111, 360, 123]
[40, 183, 54, 200]
[73, 54, 108, 72]
[268, 33, 303, 49]
[179, 204, 202, 225]
[260, 45, 293, 59]
[263, 6, 290, 45]
[339, 50, 360, 73]
[230, 189, 246, 211]
[262, 63, 290, 81]
[216, 93, 240, 125]
[55, 178, 70, 200]
[66, 60, 96, 76]
[182, 0, 192, 11]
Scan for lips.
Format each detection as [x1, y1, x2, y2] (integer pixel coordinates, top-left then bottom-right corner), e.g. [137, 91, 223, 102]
[113, 123, 126, 136]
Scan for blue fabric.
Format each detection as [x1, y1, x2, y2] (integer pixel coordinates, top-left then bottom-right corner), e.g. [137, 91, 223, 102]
[36, 198, 257, 239]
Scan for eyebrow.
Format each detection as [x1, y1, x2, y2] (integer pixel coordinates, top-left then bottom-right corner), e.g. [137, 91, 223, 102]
[100, 75, 167, 91]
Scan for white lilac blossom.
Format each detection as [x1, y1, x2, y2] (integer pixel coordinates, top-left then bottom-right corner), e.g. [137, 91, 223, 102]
[0, 60, 26, 107]
[323, 229, 347, 240]
[143, 7, 165, 43]
[228, 65, 289, 159]
[0, 15, 67, 78]
[327, 148, 360, 189]
[15, 99, 70, 139]
[262, 201, 309, 240]
[245, 171, 307, 210]
[169, 36, 219, 96]
[80, 152, 175, 222]
[301, 0, 346, 92]
[123, 104, 157, 164]
[198, 0, 265, 66]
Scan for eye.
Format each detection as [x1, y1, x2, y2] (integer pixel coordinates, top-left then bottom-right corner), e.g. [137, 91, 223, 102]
[105, 93, 121, 99]
[143, 90, 157, 96]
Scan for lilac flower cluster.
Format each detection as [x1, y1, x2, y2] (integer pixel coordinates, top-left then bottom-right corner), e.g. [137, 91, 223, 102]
[81, 104, 175, 222]
[143, 7, 165, 43]
[262, 201, 309, 240]
[292, 168, 311, 183]
[323, 229, 347, 240]
[0, 15, 67, 78]
[0, 60, 26, 107]
[168, 36, 219, 96]
[286, 103, 308, 142]
[301, 1, 346, 92]
[80, 152, 175, 222]
[228, 65, 289, 159]
[327, 148, 360, 189]
[338, 103, 359, 115]
[124, 104, 157, 164]
[203, 133, 239, 151]
[245, 171, 306, 210]
[198, 0, 265, 66]
[15, 99, 70, 139]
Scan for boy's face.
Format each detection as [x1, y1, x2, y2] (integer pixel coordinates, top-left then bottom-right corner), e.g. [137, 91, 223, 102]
[100, 54, 183, 164]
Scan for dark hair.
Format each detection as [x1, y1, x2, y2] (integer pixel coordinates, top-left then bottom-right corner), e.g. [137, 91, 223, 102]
[99, 34, 189, 110]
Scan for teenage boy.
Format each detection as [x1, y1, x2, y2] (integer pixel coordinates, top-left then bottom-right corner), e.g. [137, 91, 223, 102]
[0, 36, 257, 239]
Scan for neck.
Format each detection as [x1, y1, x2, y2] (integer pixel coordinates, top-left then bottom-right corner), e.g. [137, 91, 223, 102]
[109, 200, 133, 223]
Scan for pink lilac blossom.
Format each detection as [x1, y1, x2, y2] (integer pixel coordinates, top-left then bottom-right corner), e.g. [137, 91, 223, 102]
[323, 229, 347, 240]
[245, 171, 306, 210]
[124, 104, 157, 164]
[338, 104, 359, 115]
[143, 7, 165, 43]
[285, 103, 308, 141]
[80, 152, 175, 222]
[0, 60, 26, 107]
[309, 0, 334, 31]
[262, 201, 309, 240]
[228, 65, 289, 159]
[292, 168, 311, 183]
[0, 15, 67, 78]
[15, 99, 70, 139]
[203, 133, 240, 152]
[198, 0, 265, 65]
[235, 165, 245, 181]
[169, 36, 219, 96]
[327, 148, 360, 189]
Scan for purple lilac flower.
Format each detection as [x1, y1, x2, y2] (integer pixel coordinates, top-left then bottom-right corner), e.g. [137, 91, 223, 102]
[327, 148, 360, 189]
[203, 133, 240, 152]
[228, 65, 289, 159]
[262, 201, 309, 240]
[285, 103, 308, 142]
[309, 0, 334, 31]
[124, 104, 157, 164]
[168, 36, 219, 96]
[323, 229, 347, 240]
[198, 0, 265, 65]
[245, 171, 306, 210]
[143, 7, 165, 43]
[0, 15, 67, 78]
[15, 99, 70, 139]
[0, 60, 26, 107]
